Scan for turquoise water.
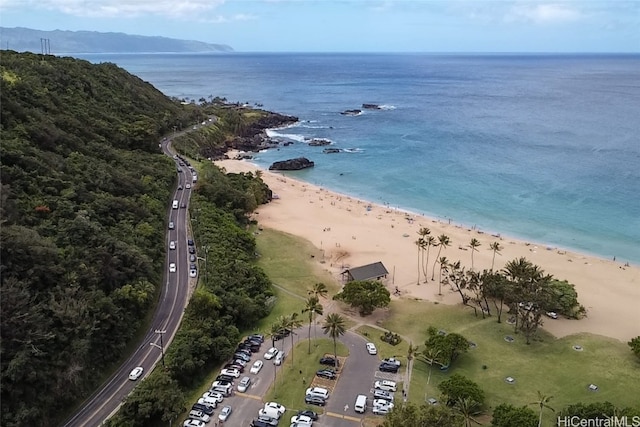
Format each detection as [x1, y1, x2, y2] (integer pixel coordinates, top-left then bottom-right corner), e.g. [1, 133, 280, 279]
[81, 53, 640, 264]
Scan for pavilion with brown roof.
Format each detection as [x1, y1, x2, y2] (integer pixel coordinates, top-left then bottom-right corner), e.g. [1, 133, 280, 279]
[341, 261, 389, 282]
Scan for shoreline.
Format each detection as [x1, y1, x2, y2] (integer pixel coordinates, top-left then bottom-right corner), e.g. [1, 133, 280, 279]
[216, 154, 640, 343]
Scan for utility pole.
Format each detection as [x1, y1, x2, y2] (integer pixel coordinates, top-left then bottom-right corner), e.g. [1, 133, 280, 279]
[151, 329, 167, 367]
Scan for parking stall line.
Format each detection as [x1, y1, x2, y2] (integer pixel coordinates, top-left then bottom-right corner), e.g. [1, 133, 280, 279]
[237, 393, 262, 401]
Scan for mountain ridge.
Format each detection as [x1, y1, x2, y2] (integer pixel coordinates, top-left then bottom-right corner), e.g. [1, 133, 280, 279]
[0, 26, 233, 54]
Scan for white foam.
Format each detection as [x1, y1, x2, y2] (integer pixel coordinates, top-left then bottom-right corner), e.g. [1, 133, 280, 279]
[379, 104, 396, 110]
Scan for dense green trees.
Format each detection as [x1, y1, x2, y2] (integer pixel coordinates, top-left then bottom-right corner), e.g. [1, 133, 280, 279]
[491, 403, 538, 427]
[422, 326, 469, 368]
[437, 373, 485, 407]
[333, 279, 390, 315]
[383, 402, 462, 426]
[629, 336, 640, 359]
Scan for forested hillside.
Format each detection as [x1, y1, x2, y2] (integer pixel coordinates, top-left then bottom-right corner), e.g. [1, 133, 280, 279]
[0, 51, 201, 426]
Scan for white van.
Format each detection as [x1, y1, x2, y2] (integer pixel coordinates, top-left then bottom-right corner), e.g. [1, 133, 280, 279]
[274, 350, 285, 366]
[172, 200, 179, 209]
[354, 394, 367, 413]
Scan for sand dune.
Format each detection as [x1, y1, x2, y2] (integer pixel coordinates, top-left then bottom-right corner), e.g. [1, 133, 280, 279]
[215, 156, 640, 342]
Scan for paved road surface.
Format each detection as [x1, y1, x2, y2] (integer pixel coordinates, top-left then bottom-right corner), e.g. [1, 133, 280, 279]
[62, 136, 194, 427]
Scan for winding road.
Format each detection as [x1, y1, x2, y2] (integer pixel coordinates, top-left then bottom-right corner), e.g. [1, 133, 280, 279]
[62, 136, 195, 427]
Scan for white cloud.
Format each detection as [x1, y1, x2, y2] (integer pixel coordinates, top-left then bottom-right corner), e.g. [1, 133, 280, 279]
[5, 0, 227, 19]
[505, 2, 582, 24]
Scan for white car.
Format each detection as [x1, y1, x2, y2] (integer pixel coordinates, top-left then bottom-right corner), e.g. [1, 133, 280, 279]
[186, 183, 191, 189]
[189, 269, 197, 278]
[169, 240, 176, 250]
[373, 398, 395, 410]
[374, 380, 397, 392]
[188, 410, 210, 423]
[366, 342, 377, 355]
[128, 366, 143, 381]
[204, 390, 224, 402]
[290, 415, 313, 425]
[220, 368, 240, 378]
[237, 376, 251, 392]
[218, 405, 232, 422]
[169, 263, 176, 273]
[546, 311, 559, 319]
[372, 405, 392, 415]
[197, 397, 218, 408]
[183, 419, 205, 427]
[250, 360, 264, 374]
[264, 402, 286, 415]
[264, 347, 278, 360]
[305, 387, 329, 399]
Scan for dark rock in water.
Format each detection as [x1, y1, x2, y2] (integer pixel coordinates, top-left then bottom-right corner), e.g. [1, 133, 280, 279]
[309, 138, 332, 146]
[283, 141, 294, 146]
[362, 103, 381, 110]
[341, 109, 361, 116]
[323, 148, 341, 154]
[269, 157, 315, 171]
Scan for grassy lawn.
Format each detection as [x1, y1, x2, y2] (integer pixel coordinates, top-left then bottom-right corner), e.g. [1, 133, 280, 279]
[381, 298, 640, 423]
[254, 227, 640, 424]
[264, 338, 349, 416]
[256, 228, 340, 298]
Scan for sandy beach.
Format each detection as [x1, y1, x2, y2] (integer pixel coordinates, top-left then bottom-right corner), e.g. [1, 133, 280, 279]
[216, 155, 640, 342]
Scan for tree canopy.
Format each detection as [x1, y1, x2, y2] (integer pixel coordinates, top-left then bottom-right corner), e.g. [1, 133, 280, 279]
[383, 402, 462, 427]
[333, 279, 390, 315]
[437, 373, 485, 407]
[491, 403, 538, 427]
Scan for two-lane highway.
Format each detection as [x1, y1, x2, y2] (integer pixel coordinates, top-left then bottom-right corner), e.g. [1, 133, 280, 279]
[62, 138, 195, 427]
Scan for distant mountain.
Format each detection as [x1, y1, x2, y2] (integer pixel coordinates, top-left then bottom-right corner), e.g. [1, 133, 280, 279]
[0, 27, 233, 53]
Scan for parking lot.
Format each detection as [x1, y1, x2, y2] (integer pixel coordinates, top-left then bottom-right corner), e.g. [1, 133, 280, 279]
[183, 327, 399, 427]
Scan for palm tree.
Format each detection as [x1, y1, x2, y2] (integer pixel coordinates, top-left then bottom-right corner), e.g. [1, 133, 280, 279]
[405, 342, 420, 399]
[415, 238, 424, 284]
[308, 282, 328, 299]
[302, 296, 324, 354]
[322, 313, 346, 369]
[286, 312, 303, 363]
[269, 318, 285, 349]
[308, 283, 328, 339]
[431, 234, 451, 281]
[529, 391, 555, 427]
[469, 238, 481, 270]
[424, 235, 436, 282]
[418, 227, 431, 278]
[454, 397, 483, 427]
[489, 241, 503, 271]
[438, 256, 449, 296]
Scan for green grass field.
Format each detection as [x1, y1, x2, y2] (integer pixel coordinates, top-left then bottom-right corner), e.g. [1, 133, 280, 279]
[256, 228, 640, 424]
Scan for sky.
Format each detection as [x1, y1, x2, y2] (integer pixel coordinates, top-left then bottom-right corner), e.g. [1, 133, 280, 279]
[0, 0, 638, 52]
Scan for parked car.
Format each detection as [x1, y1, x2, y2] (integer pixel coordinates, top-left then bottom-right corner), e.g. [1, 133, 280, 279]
[203, 391, 224, 403]
[316, 369, 337, 380]
[215, 374, 235, 383]
[373, 389, 394, 401]
[366, 342, 377, 355]
[232, 358, 247, 367]
[272, 328, 291, 341]
[190, 254, 197, 262]
[263, 402, 286, 415]
[234, 352, 251, 362]
[187, 239, 194, 246]
[191, 403, 214, 415]
[186, 183, 191, 189]
[290, 414, 313, 425]
[188, 247, 196, 254]
[305, 386, 329, 399]
[319, 356, 339, 366]
[253, 415, 278, 426]
[218, 405, 232, 422]
[304, 395, 326, 407]
[374, 380, 397, 392]
[224, 362, 245, 372]
[182, 420, 204, 427]
[128, 366, 143, 381]
[237, 376, 251, 392]
[188, 410, 210, 423]
[249, 334, 265, 343]
[264, 347, 278, 360]
[250, 420, 271, 427]
[372, 405, 391, 415]
[295, 410, 318, 421]
[257, 411, 281, 424]
[379, 362, 399, 373]
[220, 368, 241, 378]
[373, 398, 395, 410]
[274, 350, 286, 366]
[211, 380, 232, 389]
[546, 311, 559, 319]
[250, 360, 264, 374]
[189, 269, 197, 278]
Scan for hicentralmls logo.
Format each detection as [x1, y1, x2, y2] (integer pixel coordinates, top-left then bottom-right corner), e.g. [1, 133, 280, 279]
[557, 417, 640, 427]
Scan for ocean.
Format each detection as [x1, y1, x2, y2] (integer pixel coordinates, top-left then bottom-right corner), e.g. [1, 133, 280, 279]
[79, 53, 640, 264]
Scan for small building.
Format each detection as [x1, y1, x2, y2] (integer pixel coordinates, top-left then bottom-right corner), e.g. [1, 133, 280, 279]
[341, 261, 389, 282]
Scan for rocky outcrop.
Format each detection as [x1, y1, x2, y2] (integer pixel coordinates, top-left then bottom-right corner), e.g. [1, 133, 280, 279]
[341, 109, 361, 116]
[269, 157, 315, 171]
[308, 138, 332, 146]
[362, 103, 381, 109]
